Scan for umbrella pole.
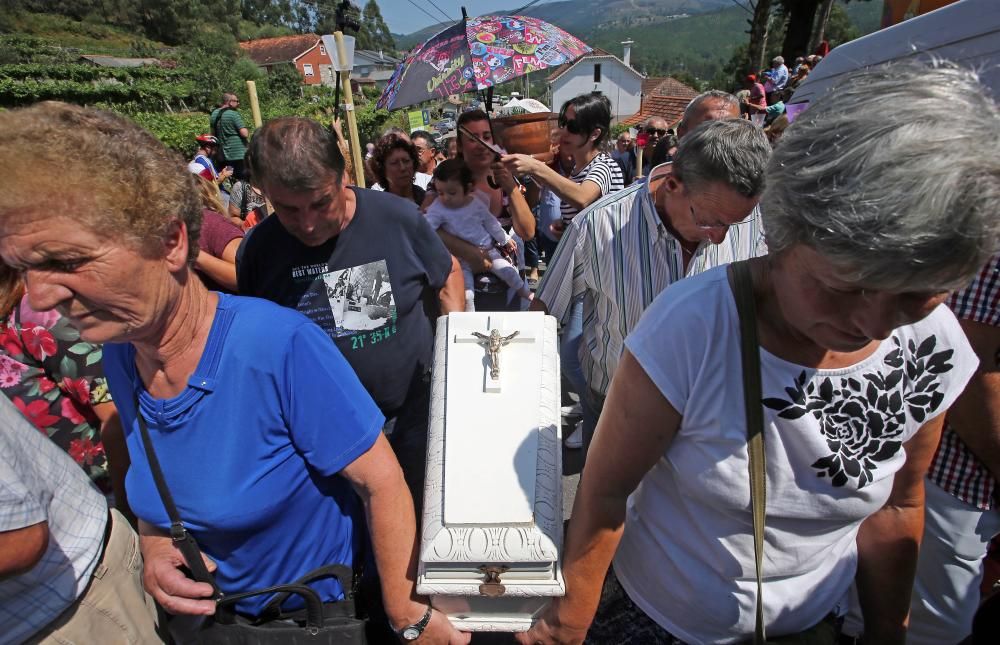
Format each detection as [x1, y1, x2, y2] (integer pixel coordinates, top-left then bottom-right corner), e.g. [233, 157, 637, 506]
[483, 86, 503, 190]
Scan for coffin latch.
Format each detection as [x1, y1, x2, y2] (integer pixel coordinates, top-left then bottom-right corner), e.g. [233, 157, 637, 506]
[478, 565, 509, 597]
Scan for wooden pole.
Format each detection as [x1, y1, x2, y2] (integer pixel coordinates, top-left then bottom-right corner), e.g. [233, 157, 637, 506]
[335, 31, 366, 188]
[244, 80, 274, 215]
[246, 80, 263, 128]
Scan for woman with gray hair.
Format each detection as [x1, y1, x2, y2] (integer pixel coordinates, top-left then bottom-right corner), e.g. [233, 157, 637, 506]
[519, 61, 1000, 644]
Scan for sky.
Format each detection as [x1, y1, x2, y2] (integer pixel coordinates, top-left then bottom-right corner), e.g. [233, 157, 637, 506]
[380, 0, 556, 35]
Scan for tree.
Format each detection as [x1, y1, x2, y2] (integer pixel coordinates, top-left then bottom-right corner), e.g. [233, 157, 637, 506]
[778, 0, 821, 61]
[823, 2, 861, 48]
[809, 0, 836, 52]
[361, 0, 395, 53]
[747, 0, 775, 75]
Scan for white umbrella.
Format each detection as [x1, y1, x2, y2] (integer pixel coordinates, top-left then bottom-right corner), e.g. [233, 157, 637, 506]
[496, 98, 551, 115]
[791, 0, 1000, 105]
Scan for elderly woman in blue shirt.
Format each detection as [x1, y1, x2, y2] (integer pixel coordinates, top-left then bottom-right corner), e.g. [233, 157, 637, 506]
[0, 102, 467, 644]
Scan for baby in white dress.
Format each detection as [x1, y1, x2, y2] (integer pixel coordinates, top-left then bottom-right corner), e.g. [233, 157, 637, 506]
[425, 159, 533, 311]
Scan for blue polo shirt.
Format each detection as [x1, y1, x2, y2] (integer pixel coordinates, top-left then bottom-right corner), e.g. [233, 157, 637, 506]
[105, 293, 384, 616]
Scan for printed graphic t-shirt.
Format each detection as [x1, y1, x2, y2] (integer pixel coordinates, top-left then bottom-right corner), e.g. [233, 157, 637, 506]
[616, 265, 977, 643]
[238, 187, 453, 417]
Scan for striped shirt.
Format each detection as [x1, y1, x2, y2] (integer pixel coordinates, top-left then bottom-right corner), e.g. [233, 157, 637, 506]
[0, 394, 107, 643]
[560, 152, 624, 224]
[928, 251, 1000, 510]
[536, 163, 767, 397]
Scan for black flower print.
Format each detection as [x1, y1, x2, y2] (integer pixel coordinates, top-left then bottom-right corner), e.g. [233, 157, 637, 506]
[762, 336, 953, 488]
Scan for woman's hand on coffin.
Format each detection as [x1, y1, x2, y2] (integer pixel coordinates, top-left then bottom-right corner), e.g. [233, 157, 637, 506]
[139, 522, 218, 616]
[515, 604, 587, 645]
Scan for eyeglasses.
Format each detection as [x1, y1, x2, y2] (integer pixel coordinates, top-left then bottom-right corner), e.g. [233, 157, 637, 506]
[690, 205, 756, 230]
[414, 145, 433, 154]
[644, 127, 667, 137]
[558, 116, 585, 135]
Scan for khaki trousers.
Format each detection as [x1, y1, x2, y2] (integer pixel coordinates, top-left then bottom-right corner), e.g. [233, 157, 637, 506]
[28, 508, 164, 644]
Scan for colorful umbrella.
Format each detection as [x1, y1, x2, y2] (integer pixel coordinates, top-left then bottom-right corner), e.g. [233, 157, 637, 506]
[377, 15, 592, 111]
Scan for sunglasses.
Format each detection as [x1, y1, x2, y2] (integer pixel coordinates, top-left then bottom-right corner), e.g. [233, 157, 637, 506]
[558, 116, 585, 135]
[644, 127, 667, 137]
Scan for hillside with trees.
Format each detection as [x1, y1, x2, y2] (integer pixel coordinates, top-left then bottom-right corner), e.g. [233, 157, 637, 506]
[396, 0, 881, 90]
[0, 1, 404, 154]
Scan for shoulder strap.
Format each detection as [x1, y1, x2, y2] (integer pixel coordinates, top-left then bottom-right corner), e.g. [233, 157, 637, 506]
[133, 392, 222, 598]
[728, 261, 767, 645]
[240, 182, 249, 219]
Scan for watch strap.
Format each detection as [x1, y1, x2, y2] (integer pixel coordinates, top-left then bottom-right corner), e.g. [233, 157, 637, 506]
[395, 605, 433, 640]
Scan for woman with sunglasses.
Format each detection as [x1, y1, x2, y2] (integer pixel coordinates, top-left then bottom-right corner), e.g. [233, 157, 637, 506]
[501, 92, 624, 240]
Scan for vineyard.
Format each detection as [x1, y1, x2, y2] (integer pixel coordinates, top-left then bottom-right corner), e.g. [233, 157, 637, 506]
[0, 29, 403, 157]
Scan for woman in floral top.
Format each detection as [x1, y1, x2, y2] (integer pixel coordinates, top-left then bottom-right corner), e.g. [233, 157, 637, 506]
[0, 270, 128, 513]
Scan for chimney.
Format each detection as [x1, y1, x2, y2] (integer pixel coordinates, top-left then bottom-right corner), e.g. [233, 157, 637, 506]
[622, 40, 634, 68]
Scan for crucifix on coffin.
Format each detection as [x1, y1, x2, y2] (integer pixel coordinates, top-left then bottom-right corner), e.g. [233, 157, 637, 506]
[455, 316, 535, 392]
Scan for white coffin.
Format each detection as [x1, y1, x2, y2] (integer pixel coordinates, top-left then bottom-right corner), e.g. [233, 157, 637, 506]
[418, 312, 564, 632]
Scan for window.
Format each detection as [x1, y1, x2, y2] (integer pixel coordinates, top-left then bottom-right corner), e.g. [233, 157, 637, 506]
[319, 44, 326, 55]
[303, 63, 314, 77]
[594, 63, 602, 83]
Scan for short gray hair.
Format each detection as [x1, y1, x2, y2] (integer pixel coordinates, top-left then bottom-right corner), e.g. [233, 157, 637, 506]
[249, 117, 345, 191]
[671, 119, 770, 198]
[762, 61, 1000, 292]
[678, 90, 740, 132]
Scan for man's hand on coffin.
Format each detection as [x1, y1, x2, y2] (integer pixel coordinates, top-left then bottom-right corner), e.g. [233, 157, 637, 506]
[515, 602, 587, 645]
[139, 520, 218, 616]
[406, 607, 471, 644]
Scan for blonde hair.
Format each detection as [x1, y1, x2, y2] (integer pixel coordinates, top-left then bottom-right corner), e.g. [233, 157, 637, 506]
[195, 175, 225, 215]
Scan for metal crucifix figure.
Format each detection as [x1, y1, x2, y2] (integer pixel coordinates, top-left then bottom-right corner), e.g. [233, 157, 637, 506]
[472, 329, 520, 380]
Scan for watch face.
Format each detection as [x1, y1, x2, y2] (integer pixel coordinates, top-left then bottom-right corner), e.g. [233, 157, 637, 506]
[403, 627, 421, 640]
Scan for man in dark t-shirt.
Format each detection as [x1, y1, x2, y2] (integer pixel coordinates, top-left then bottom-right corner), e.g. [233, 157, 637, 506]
[238, 117, 465, 502]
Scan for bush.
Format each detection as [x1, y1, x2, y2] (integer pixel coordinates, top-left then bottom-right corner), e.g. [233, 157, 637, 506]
[113, 109, 208, 155]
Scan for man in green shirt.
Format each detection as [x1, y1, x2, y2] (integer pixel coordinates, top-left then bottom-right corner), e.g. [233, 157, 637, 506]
[210, 92, 250, 180]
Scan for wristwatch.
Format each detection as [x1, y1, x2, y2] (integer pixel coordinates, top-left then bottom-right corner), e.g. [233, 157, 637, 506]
[396, 606, 433, 641]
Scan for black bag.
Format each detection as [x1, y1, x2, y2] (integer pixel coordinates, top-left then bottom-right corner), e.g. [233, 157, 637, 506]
[189, 565, 365, 645]
[133, 394, 367, 644]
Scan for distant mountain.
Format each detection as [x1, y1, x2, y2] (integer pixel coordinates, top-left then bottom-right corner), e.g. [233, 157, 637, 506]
[393, 0, 730, 51]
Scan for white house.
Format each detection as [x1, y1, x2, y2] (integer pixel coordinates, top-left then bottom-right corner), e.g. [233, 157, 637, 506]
[547, 45, 644, 121]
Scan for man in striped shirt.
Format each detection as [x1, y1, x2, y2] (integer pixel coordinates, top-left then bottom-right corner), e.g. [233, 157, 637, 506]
[533, 118, 771, 453]
[910, 252, 1000, 642]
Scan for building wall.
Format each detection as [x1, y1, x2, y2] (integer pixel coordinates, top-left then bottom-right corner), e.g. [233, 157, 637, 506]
[551, 59, 642, 121]
[295, 43, 333, 86]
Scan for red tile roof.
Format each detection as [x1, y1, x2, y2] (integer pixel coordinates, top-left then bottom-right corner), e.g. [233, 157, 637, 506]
[239, 34, 323, 66]
[620, 95, 691, 127]
[642, 76, 699, 100]
[622, 76, 700, 127]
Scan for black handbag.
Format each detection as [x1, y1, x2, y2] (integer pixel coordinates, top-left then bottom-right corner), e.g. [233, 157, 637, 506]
[133, 394, 367, 644]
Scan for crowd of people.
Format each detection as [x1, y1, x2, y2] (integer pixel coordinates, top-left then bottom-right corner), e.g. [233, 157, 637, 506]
[0, 58, 998, 645]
